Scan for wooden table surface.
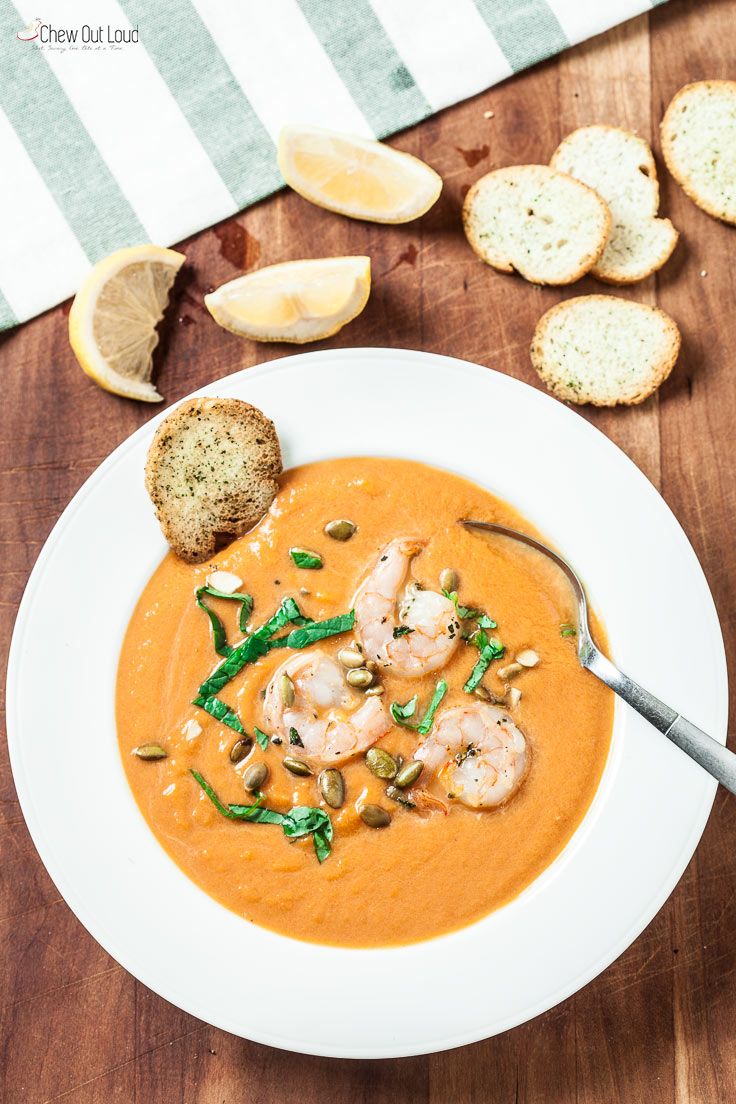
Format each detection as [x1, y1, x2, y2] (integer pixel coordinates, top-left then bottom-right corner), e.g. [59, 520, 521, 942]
[2, 1, 735, 1100]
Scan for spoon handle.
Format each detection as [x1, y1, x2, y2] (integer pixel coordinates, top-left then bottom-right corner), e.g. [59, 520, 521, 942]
[586, 648, 736, 795]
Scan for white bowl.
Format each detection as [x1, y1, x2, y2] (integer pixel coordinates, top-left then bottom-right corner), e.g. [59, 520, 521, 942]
[7, 349, 727, 1058]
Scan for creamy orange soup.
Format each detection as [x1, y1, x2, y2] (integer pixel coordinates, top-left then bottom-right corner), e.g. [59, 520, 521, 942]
[117, 457, 613, 947]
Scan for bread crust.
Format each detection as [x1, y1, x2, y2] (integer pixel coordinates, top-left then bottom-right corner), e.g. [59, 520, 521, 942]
[660, 80, 736, 226]
[145, 397, 282, 562]
[462, 165, 611, 286]
[530, 294, 681, 406]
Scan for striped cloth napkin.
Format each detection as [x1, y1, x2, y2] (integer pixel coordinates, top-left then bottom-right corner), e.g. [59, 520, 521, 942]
[1, 0, 664, 331]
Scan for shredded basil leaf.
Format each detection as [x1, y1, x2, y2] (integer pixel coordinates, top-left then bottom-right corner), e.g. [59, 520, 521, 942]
[192, 770, 272, 820]
[463, 628, 505, 692]
[443, 589, 497, 628]
[289, 727, 304, 747]
[281, 806, 334, 862]
[289, 548, 323, 570]
[284, 610, 355, 649]
[192, 695, 246, 733]
[477, 613, 498, 629]
[312, 825, 333, 863]
[195, 586, 254, 657]
[560, 623, 577, 637]
[390, 695, 418, 727]
[191, 771, 333, 861]
[227, 802, 285, 826]
[417, 680, 447, 736]
[390, 684, 446, 735]
[254, 726, 270, 751]
[197, 597, 308, 699]
[442, 589, 480, 621]
[195, 592, 231, 656]
[392, 625, 414, 638]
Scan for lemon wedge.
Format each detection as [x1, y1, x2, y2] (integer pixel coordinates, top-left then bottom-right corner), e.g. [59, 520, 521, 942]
[68, 244, 185, 402]
[204, 256, 371, 343]
[278, 125, 442, 223]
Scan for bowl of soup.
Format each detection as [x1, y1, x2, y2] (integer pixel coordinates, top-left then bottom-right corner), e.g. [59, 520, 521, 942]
[7, 349, 727, 1056]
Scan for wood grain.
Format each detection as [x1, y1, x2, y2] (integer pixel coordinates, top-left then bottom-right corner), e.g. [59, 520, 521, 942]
[2, 1, 736, 1099]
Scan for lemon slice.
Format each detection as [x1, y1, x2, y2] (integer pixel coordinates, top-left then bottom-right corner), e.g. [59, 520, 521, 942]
[278, 125, 442, 223]
[204, 256, 371, 343]
[68, 244, 185, 402]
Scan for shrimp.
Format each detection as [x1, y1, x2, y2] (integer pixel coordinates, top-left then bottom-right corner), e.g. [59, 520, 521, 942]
[354, 538, 461, 677]
[414, 702, 528, 808]
[262, 649, 391, 764]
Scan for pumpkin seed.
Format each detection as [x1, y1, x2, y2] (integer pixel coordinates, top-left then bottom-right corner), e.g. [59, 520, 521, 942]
[229, 737, 252, 763]
[360, 803, 391, 828]
[507, 687, 522, 709]
[439, 567, 459, 593]
[516, 648, 540, 668]
[132, 743, 167, 761]
[283, 756, 312, 777]
[386, 784, 416, 809]
[243, 762, 269, 792]
[324, 519, 357, 542]
[497, 661, 523, 681]
[337, 647, 365, 669]
[394, 759, 423, 789]
[365, 747, 398, 779]
[280, 674, 295, 706]
[318, 768, 345, 809]
[346, 667, 374, 689]
[364, 685, 385, 696]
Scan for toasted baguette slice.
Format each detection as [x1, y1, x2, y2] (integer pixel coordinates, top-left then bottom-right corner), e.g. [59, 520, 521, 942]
[145, 398, 282, 563]
[531, 295, 681, 406]
[462, 165, 611, 285]
[661, 80, 736, 224]
[551, 126, 678, 284]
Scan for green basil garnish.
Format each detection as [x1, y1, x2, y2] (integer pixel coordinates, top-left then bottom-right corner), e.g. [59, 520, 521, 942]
[195, 585, 253, 656]
[442, 589, 480, 621]
[191, 771, 333, 861]
[312, 824, 333, 864]
[477, 613, 497, 629]
[392, 625, 414, 638]
[390, 683, 446, 735]
[560, 623, 577, 637]
[443, 589, 497, 628]
[289, 548, 323, 570]
[390, 695, 418, 727]
[283, 610, 355, 649]
[197, 597, 309, 699]
[195, 591, 231, 657]
[289, 727, 304, 747]
[254, 726, 270, 751]
[463, 628, 505, 692]
[417, 680, 447, 736]
[192, 695, 245, 733]
[281, 805, 334, 863]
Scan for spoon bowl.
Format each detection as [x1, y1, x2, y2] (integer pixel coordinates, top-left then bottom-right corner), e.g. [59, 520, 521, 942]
[462, 518, 736, 796]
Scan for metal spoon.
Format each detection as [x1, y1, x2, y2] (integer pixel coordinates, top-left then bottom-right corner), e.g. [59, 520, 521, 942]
[461, 519, 736, 795]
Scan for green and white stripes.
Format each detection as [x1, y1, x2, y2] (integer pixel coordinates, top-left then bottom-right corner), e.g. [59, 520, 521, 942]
[0, 0, 661, 330]
[296, 0, 431, 137]
[118, 0, 281, 208]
